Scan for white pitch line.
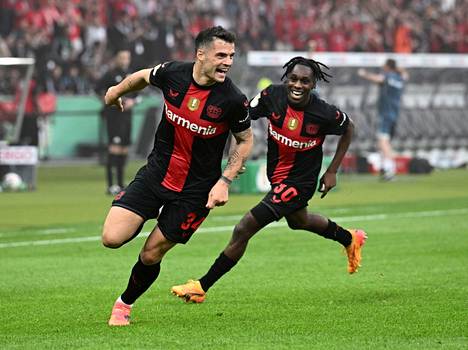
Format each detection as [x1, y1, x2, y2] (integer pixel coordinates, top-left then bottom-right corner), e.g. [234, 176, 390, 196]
[1, 208, 467, 249]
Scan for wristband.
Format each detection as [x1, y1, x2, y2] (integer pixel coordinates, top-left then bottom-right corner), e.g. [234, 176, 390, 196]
[220, 175, 232, 185]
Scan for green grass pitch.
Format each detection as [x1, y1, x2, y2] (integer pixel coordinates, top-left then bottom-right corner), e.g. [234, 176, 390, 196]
[1, 162, 467, 349]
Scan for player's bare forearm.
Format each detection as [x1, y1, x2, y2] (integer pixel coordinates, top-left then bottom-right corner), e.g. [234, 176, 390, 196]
[104, 69, 151, 110]
[222, 128, 253, 181]
[327, 118, 354, 174]
[206, 129, 253, 209]
[319, 119, 354, 198]
[357, 69, 384, 84]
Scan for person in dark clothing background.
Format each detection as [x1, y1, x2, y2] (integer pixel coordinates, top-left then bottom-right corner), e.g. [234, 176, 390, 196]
[95, 48, 137, 195]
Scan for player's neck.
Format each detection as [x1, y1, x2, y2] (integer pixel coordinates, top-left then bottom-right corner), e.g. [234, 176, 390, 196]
[192, 62, 217, 87]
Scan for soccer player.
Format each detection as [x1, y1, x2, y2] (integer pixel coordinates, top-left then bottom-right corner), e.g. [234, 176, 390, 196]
[358, 59, 409, 181]
[172, 57, 367, 303]
[102, 26, 253, 326]
[95, 48, 136, 195]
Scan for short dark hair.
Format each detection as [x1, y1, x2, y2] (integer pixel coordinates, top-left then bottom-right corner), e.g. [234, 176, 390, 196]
[194, 26, 236, 51]
[281, 56, 332, 84]
[385, 58, 397, 70]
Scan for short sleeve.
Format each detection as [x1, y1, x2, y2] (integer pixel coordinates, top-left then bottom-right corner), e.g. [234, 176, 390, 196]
[229, 94, 251, 133]
[148, 62, 169, 89]
[249, 85, 272, 120]
[322, 106, 350, 135]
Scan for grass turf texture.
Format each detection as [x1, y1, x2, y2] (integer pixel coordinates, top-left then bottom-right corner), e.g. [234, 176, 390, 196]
[1, 162, 467, 349]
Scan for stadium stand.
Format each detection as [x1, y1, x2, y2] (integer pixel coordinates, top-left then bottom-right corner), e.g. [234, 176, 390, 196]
[1, 0, 467, 168]
[1, 0, 467, 94]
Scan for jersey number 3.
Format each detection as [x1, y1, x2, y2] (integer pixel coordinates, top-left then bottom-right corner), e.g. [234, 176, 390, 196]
[271, 183, 298, 203]
[181, 212, 206, 232]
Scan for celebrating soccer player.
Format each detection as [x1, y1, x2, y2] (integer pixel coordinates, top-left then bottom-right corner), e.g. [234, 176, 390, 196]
[172, 57, 367, 303]
[102, 26, 253, 326]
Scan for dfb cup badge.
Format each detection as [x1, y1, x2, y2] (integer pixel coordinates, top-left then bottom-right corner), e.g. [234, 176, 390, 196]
[187, 97, 200, 111]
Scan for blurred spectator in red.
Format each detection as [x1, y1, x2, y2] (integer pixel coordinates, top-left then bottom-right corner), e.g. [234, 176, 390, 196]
[394, 19, 413, 53]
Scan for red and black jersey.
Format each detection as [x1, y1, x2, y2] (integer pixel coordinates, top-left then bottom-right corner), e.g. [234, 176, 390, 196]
[146, 61, 250, 195]
[250, 84, 349, 187]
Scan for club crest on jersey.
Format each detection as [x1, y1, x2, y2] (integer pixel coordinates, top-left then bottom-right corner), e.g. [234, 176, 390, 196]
[305, 123, 319, 135]
[187, 97, 200, 111]
[207, 105, 222, 119]
[287, 118, 299, 131]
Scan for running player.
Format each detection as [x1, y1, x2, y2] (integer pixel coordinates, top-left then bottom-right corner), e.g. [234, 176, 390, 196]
[172, 57, 367, 303]
[103, 26, 253, 326]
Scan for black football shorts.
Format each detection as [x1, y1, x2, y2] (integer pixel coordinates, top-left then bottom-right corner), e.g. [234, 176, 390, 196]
[111, 170, 210, 244]
[105, 111, 132, 146]
[250, 182, 315, 227]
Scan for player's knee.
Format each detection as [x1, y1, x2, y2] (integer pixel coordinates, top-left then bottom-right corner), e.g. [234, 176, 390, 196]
[101, 230, 123, 248]
[232, 222, 251, 242]
[287, 218, 305, 230]
[140, 250, 162, 265]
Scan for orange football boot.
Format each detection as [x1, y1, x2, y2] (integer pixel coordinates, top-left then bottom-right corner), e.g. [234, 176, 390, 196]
[346, 229, 368, 274]
[171, 280, 206, 303]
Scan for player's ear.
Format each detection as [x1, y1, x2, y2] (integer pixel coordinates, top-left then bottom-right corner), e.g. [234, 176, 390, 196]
[196, 48, 205, 62]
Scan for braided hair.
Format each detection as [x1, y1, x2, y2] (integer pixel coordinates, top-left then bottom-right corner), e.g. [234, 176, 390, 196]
[281, 56, 332, 84]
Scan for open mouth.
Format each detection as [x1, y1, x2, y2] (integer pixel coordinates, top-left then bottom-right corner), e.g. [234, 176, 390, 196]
[215, 67, 229, 78]
[289, 89, 304, 99]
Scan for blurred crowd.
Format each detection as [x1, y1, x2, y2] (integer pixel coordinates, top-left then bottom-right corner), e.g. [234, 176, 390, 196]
[0, 0, 467, 94]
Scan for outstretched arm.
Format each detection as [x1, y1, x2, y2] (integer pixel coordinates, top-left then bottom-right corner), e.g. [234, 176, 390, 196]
[398, 67, 409, 81]
[357, 68, 385, 84]
[319, 118, 354, 198]
[206, 128, 254, 209]
[104, 68, 152, 111]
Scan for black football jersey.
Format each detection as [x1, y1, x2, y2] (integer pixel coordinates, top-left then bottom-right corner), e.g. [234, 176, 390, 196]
[250, 84, 349, 186]
[146, 61, 250, 194]
[95, 67, 133, 117]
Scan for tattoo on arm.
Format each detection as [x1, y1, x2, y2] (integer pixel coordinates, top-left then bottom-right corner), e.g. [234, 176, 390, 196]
[126, 77, 134, 90]
[233, 129, 252, 143]
[225, 150, 240, 172]
[224, 128, 252, 174]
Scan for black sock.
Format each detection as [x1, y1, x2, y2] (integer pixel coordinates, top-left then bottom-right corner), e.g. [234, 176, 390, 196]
[121, 256, 161, 305]
[106, 154, 117, 187]
[115, 154, 127, 188]
[319, 220, 352, 247]
[199, 252, 237, 292]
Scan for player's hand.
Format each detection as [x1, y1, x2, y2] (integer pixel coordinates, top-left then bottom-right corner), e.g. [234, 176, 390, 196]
[123, 98, 136, 109]
[357, 68, 366, 77]
[104, 86, 124, 111]
[206, 180, 229, 209]
[318, 171, 337, 199]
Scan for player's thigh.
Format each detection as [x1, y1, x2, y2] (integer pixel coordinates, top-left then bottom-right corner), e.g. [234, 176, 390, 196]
[102, 206, 144, 247]
[157, 196, 210, 244]
[103, 169, 163, 246]
[252, 182, 314, 225]
[378, 114, 396, 137]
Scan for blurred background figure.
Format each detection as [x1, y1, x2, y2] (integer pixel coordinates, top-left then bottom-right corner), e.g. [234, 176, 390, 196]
[95, 48, 136, 195]
[358, 59, 409, 181]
